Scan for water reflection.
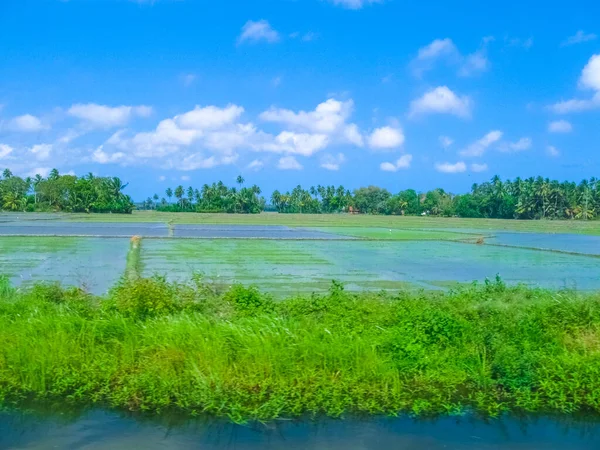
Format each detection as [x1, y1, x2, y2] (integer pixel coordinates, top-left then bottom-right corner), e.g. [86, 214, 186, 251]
[1, 408, 599, 449]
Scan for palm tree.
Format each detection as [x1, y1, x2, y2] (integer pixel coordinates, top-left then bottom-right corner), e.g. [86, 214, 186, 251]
[236, 175, 245, 187]
[165, 188, 173, 203]
[174, 185, 184, 208]
[187, 186, 194, 201]
[107, 177, 128, 197]
[2, 169, 12, 179]
[48, 168, 59, 181]
[33, 174, 43, 204]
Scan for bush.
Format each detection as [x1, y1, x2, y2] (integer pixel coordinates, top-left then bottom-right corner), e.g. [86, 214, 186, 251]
[109, 276, 179, 319]
[224, 284, 274, 315]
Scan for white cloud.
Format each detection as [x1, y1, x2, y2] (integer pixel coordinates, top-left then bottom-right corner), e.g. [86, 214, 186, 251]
[412, 38, 459, 76]
[260, 98, 364, 149]
[498, 137, 532, 153]
[273, 132, 329, 156]
[379, 162, 397, 172]
[327, 0, 381, 9]
[459, 130, 503, 157]
[368, 126, 405, 149]
[247, 159, 264, 171]
[548, 120, 573, 133]
[470, 163, 488, 173]
[176, 155, 218, 171]
[181, 175, 191, 181]
[459, 48, 490, 77]
[561, 31, 597, 47]
[5, 114, 47, 132]
[412, 38, 490, 77]
[57, 129, 83, 144]
[302, 32, 318, 42]
[99, 99, 363, 169]
[277, 156, 303, 170]
[435, 161, 467, 173]
[238, 20, 280, 44]
[260, 98, 355, 134]
[320, 153, 346, 171]
[549, 54, 600, 113]
[181, 74, 197, 87]
[409, 86, 472, 118]
[68, 103, 152, 129]
[272, 76, 282, 87]
[28, 167, 52, 178]
[176, 104, 244, 129]
[342, 124, 364, 146]
[92, 146, 126, 164]
[547, 145, 560, 157]
[158, 175, 166, 181]
[579, 54, 600, 91]
[0, 144, 13, 159]
[549, 94, 600, 113]
[30, 144, 52, 161]
[380, 154, 413, 172]
[439, 136, 454, 148]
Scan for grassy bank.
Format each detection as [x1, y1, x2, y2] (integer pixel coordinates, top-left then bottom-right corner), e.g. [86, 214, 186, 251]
[65, 211, 600, 235]
[1, 276, 599, 422]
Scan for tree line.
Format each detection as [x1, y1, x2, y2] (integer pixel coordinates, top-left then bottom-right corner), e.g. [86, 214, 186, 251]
[0, 169, 134, 213]
[2, 168, 598, 220]
[141, 176, 264, 214]
[146, 175, 598, 220]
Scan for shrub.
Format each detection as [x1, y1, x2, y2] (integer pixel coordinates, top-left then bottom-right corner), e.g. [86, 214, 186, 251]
[109, 276, 178, 319]
[224, 284, 274, 315]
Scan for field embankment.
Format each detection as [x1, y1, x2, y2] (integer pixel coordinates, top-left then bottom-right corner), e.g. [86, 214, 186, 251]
[64, 211, 600, 236]
[1, 276, 599, 422]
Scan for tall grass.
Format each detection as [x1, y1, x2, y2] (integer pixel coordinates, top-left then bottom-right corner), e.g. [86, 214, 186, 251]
[1, 276, 600, 422]
[125, 236, 143, 280]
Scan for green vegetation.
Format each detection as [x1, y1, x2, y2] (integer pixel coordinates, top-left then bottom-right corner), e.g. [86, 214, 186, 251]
[3, 168, 598, 220]
[125, 236, 143, 280]
[66, 211, 600, 235]
[1, 276, 600, 422]
[317, 227, 483, 240]
[0, 169, 134, 213]
[145, 175, 600, 220]
[144, 178, 264, 214]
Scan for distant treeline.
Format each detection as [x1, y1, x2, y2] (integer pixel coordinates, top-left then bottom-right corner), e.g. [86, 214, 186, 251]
[0, 169, 134, 214]
[2, 168, 598, 219]
[145, 175, 599, 220]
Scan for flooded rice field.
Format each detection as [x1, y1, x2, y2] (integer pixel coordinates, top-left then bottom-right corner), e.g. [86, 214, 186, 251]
[2, 409, 599, 450]
[173, 225, 352, 239]
[0, 221, 599, 294]
[141, 239, 600, 294]
[0, 237, 128, 294]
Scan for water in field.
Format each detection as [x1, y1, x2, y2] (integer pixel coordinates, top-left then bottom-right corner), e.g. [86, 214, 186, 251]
[174, 225, 352, 239]
[429, 228, 600, 256]
[141, 239, 600, 294]
[487, 232, 600, 256]
[0, 221, 169, 237]
[1, 409, 599, 449]
[0, 237, 129, 294]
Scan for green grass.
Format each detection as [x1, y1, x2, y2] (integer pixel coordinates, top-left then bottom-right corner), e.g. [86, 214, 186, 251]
[125, 236, 143, 280]
[317, 227, 485, 240]
[63, 211, 600, 235]
[1, 276, 600, 422]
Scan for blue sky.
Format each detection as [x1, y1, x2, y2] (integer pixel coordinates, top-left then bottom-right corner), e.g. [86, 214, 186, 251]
[1, 0, 599, 200]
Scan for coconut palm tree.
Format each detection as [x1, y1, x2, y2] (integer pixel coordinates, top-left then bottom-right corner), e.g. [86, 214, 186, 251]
[174, 185, 184, 208]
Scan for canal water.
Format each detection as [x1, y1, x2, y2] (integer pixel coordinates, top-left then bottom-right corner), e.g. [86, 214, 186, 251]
[1, 409, 599, 449]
